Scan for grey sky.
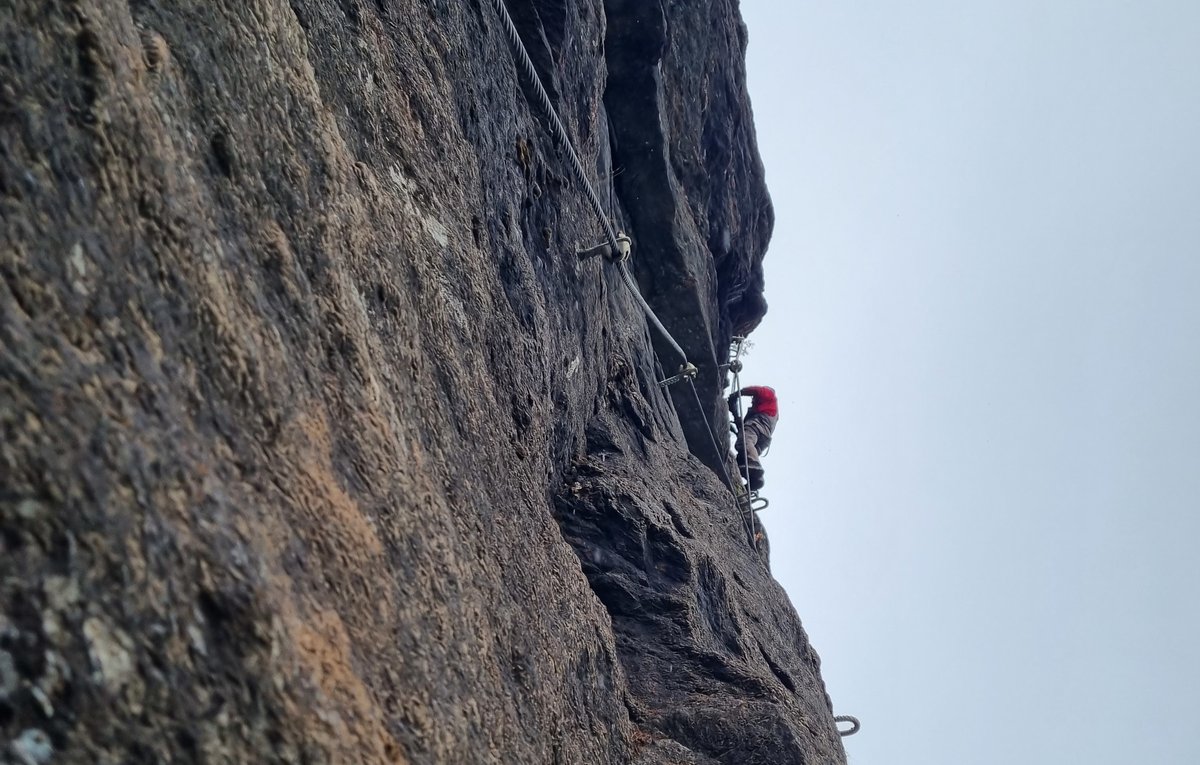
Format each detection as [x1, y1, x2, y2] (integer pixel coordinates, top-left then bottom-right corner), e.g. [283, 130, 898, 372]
[738, 1, 1200, 762]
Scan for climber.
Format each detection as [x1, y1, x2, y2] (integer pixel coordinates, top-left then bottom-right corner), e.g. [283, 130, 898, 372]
[728, 385, 778, 491]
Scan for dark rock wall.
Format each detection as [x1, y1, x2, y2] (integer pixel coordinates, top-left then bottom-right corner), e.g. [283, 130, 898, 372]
[604, 0, 773, 480]
[1, 1, 839, 763]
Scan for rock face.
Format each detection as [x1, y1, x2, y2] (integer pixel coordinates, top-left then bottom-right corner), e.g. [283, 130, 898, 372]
[0, 1, 843, 763]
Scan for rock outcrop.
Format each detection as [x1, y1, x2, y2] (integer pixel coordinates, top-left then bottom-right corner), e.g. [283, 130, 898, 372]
[1, 1, 842, 763]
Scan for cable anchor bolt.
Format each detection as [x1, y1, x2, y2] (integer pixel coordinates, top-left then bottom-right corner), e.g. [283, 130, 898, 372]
[577, 232, 632, 262]
[657, 362, 698, 387]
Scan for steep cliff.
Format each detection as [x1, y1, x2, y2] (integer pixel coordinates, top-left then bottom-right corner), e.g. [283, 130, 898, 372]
[0, 1, 843, 763]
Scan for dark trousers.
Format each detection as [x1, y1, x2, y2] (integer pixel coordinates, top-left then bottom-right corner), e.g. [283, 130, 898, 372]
[735, 413, 775, 490]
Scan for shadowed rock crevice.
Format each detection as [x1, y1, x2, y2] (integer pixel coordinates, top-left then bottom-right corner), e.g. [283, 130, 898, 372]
[601, 0, 773, 483]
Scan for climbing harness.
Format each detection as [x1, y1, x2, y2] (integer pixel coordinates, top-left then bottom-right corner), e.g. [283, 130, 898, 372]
[834, 715, 861, 737]
[487, 0, 757, 549]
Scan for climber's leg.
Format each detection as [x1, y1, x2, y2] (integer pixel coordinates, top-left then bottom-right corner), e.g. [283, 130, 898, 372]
[741, 418, 768, 490]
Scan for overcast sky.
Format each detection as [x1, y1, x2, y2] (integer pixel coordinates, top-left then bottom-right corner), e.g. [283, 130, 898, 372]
[738, 1, 1200, 763]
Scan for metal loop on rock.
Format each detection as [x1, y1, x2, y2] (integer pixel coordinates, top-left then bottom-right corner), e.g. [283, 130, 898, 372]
[834, 715, 861, 737]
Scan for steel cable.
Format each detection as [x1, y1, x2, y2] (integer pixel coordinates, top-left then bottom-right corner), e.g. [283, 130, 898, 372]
[488, 0, 752, 536]
[487, 0, 688, 364]
[487, 0, 620, 251]
[688, 377, 758, 550]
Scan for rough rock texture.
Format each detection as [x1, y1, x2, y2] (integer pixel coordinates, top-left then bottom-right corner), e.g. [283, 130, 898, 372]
[604, 0, 773, 479]
[1, 1, 842, 763]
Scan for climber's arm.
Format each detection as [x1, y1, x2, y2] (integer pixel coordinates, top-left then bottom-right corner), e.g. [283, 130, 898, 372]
[727, 389, 744, 414]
